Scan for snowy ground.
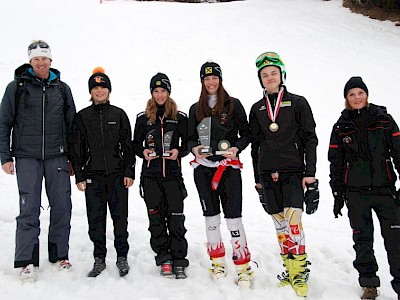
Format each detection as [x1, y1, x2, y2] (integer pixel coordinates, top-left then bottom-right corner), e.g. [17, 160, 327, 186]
[1, 0, 400, 299]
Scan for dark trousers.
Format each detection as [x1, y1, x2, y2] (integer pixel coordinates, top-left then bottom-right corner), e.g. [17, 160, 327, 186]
[85, 175, 129, 260]
[14, 157, 72, 268]
[193, 165, 243, 218]
[141, 175, 188, 267]
[260, 172, 304, 215]
[347, 189, 400, 294]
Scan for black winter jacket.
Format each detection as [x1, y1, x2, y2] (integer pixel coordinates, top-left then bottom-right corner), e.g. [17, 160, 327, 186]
[249, 87, 318, 183]
[133, 107, 188, 177]
[328, 104, 400, 193]
[187, 97, 251, 162]
[69, 102, 135, 183]
[0, 64, 76, 164]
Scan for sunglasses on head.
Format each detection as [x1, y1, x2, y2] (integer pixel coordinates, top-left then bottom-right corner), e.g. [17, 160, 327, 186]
[28, 41, 50, 50]
[255, 51, 281, 68]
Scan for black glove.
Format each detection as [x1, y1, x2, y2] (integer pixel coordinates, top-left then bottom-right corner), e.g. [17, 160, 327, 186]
[333, 191, 347, 218]
[305, 180, 319, 215]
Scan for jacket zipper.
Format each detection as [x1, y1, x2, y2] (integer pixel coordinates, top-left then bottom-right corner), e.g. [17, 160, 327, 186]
[99, 108, 109, 175]
[160, 116, 166, 178]
[42, 85, 46, 160]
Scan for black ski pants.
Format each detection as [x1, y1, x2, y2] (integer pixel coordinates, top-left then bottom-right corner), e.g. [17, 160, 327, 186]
[193, 165, 243, 218]
[141, 175, 188, 267]
[85, 175, 129, 260]
[347, 188, 400, 294]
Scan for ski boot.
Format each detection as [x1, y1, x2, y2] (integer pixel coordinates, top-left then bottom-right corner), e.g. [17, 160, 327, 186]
[235, 263, 254, 288]
[160, 261, 174, 278]
[277, 254, 291, 287]
[209, 257, 227, 280]
[361, 287, 379, 300]
[287, 253, 310, 297]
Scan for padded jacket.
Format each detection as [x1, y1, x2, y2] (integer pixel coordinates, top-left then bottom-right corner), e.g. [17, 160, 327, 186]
[328, 104, 400, 193]
[0, 64, 76, 164]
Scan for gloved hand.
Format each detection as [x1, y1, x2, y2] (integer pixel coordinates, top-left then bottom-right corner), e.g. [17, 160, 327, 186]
[395, 189, 400, 206]
[255, 185, 264, 202]
[305, 180, 319, 215]
[333, 191, 347, 218]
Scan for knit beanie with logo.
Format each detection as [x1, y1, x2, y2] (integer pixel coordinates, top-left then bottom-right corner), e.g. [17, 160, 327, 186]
[28, 41, 52, 61]
[88, 67, 112, 93]
[150, 73, 171, 94]
[200, 62, 223, 82]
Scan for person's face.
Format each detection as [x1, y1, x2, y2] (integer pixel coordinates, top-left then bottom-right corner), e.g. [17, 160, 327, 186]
[203, 75, 220, 96]
[152, 87, 169, 106]
[259, 66, 281, 93]
[30, 57, 51, 79]
[346, 88, 368, 110]
[91, 86, 110, 105]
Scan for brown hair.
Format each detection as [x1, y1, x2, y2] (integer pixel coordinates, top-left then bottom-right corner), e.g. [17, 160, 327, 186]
[195, 81, 234, 122]
[145, 96, 178, 122]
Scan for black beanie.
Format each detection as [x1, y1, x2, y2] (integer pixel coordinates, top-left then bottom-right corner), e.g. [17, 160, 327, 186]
[200, 62, 222, 82]
[150, 73, 171, 94]
[88, 67, 112, 93]
[343, 76, 368, 98]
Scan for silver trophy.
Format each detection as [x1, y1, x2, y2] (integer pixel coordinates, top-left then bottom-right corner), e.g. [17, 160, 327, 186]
[162, 131, 173, 157]
[215, 140, 233, 155]
[197, 117, 212, 155]
[146, 129, 157, 157]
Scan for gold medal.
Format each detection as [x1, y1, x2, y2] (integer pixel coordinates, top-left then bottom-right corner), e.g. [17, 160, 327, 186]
[269, 122, 279, 132]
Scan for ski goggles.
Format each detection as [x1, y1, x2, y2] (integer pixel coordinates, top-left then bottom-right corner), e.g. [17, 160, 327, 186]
[28, 41, 50, 50]
[255, 51, 282, 69]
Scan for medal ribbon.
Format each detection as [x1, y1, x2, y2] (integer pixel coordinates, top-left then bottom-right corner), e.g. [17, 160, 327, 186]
[265, 87, 284, 123]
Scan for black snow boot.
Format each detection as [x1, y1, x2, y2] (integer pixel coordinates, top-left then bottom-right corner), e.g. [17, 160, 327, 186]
[87, 258, 106, 277]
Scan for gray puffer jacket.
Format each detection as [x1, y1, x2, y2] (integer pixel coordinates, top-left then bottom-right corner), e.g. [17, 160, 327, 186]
[0, 64, 76, 164]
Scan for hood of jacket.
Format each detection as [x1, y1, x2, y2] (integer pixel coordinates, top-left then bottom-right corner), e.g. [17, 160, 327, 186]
[14, 63, 61, 83]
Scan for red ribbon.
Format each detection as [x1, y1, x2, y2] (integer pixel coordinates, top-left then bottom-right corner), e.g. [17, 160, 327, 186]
[211, 159, 243, 190]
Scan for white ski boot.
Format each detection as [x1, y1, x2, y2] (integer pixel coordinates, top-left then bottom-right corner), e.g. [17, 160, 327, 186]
[235, 263, 253, 288]
[209, 257, 227, 280]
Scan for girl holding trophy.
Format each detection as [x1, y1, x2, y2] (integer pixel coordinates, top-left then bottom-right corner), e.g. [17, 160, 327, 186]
[132, 73, 189, 279]
[187, 62, 254, 288]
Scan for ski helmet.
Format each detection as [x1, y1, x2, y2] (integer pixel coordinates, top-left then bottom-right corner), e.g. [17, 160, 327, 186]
[255, 51, 286, 85]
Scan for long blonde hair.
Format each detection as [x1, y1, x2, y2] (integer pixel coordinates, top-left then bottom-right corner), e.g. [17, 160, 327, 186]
[145, 96, 178, 122]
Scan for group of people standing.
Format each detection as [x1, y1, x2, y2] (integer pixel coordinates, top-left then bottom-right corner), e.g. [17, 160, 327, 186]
[0, 40, 399, 300]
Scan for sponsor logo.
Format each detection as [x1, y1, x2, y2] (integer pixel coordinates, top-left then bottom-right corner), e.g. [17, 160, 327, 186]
[343, 136, 352, 144]
[290, 224, 300, 235]
[231, 230, 240, 237]
[94, 76, 105, 84]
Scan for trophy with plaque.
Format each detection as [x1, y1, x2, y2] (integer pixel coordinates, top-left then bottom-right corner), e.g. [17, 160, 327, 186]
[197, 117, 212, 155]
[162, 131, 173, 157]
[146, 129, 157, 157]
[215, 140, 233, 155]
